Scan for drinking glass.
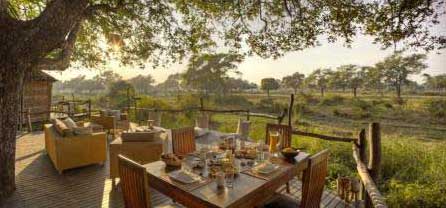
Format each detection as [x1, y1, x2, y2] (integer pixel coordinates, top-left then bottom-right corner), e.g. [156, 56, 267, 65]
[256, 141, 264, 162]
[269, 131, 281, 157]
[225, 168, 235, 188]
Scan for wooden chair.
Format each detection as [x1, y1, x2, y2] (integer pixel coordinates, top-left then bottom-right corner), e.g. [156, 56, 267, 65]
[118, 154, 152, 208]
[171, 127, 196, 156]
[263, 149, 330, 208]
[265, 123, 292, 149]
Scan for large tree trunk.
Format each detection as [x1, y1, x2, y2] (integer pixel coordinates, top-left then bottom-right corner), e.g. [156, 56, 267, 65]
[0, 65, 25, 199]
[0, 0, 90, 199]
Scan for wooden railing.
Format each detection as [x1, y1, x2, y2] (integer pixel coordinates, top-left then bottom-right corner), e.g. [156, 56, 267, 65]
[126, 97, 287, 124]
[291, 122, 387, 208]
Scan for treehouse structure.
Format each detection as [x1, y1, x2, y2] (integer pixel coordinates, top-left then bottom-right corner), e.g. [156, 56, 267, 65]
[19, 70, 57, 125]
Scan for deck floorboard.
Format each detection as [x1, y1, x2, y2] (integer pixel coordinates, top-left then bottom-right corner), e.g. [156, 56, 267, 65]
[1, 132, 351, 208]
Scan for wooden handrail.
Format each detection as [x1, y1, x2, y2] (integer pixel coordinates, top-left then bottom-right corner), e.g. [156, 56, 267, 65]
[292, 129, 357, 143]
[126, 106, 283, 121]
[352, 144, 388, 208]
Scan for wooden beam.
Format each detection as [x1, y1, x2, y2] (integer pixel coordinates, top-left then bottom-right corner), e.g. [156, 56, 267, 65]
[292, 129, 357, 143]
[368, 123, 381, 180]
[288, 94, 294, 127]
[352, 144, 387, 208]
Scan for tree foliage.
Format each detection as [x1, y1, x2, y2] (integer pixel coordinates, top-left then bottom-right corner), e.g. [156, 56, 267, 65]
[128, 74, 155, 94]
[182, 53, 243, 95]
[376, 52, 427, 98]
[282, 72, 305, 94]
[261, 78, 280, 97]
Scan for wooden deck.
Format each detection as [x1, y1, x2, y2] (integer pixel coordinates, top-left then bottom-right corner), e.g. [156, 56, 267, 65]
[1, 132, 350, 208]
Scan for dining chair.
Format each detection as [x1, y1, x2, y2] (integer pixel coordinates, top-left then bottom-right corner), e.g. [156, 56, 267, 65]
[263, 149, 330, 208]
[118, 154, 152, 208]
[118, 155, 180, 208]
[171, 127, 196, 156]
[265, 123, 292, 149]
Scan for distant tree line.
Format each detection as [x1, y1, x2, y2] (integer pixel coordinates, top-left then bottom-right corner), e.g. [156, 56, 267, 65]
[272, 52, 445, 98]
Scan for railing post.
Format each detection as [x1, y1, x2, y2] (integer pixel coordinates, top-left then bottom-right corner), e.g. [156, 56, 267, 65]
[288, 94, 294, 127]
[368, 122, 381, 180]
[358, 129, 368, 205]
[366, 122, 381, 208]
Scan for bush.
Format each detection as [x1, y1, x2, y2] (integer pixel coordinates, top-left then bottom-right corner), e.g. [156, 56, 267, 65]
[254, 98, 286, 113]
[213, 95, 253, 109]
[296, 93, 319, 105]
[319, 95, 345, 106]
[352, 98, 372, 111]
[425, 99, 446, 118]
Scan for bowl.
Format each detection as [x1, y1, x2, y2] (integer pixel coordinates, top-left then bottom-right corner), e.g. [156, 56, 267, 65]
[281, 148, 300, 160]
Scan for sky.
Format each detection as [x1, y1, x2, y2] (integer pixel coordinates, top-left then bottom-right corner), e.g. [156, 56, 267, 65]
[47, 21, 446, 85]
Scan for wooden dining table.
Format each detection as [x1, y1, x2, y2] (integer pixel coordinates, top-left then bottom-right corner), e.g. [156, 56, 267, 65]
[143, 130, 310, 208]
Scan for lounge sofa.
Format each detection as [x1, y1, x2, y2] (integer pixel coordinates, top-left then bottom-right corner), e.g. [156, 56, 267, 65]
[44, 123, 107, 174]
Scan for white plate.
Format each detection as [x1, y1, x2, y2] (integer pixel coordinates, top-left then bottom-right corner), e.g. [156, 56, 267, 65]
[168, 170, 200, 184]
[252, 163, 279, 174]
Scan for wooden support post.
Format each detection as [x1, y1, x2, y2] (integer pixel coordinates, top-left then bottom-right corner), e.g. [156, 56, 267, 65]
[288, 94, 294, 127]
[358, 129, 367, 162]
[246, 110, 250, 121]
[199, 97, 204, 111]
[87, 99, 91, 119]
[358, 129, 367, 203]
[368, 122, 381, 180]
[366, 122, 381, 208]
[27, 108, 32, 132]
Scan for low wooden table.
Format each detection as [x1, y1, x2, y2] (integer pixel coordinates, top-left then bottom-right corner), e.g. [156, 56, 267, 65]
[145, 153, 309, 208]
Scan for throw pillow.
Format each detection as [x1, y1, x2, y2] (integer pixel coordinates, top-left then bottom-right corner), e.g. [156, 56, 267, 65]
[73, 127, 93, 135]
[63, 117, 77, 129]
[53, 118, 74, 137]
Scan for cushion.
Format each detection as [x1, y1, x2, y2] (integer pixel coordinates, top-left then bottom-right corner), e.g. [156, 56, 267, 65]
[73, 127, 93, 135]
[63, 117, 77, 129]
[121, 132, 156, 142]
[111, 110, 121, 119]
[52, 118, 74, 137]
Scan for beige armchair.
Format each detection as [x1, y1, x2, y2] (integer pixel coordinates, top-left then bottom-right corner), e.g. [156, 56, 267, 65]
[91, 113, 129, 134]
[44, 124, 107, 174]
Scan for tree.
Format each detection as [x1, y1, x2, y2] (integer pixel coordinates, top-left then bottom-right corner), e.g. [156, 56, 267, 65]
[108, 80, 135, 109]
[335, 65, 363, 97]
[423, 73, 446, 92]
[282, 72, 305, 94]
[129, 75, 155, 94]
[261, 78, 280, 97]
[226, 78, 257, 93]
[1, 0, 445, 199]
[93, 70, 122, 90]
[306, 69, 331, 97]
[376, 52, 427, 98]
[182, 53, 243, 95]
[362, 66, 385, 95]
[156, 73, 183, 96]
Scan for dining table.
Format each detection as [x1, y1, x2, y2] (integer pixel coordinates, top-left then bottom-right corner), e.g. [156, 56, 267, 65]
[143, 129, 310, 208]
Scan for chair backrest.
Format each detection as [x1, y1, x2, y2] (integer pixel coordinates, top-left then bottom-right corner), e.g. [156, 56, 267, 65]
[300, 149, 329, 208]
[118, 154, 152, 208]
[171, 127, 196, 156]
[265, 123, 292, 149]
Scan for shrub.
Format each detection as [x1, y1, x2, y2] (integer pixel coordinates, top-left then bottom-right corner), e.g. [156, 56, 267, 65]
[254, 98, 285, 113]
[319, 95, 345, 106]
[296, 92, 319, 105]
[425, 99, 446, 118]
[213, 95, 253, 109]
[352, 98, 372, 111]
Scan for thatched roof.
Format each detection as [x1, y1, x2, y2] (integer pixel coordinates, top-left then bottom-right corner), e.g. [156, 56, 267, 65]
[25, 70, 57, 82]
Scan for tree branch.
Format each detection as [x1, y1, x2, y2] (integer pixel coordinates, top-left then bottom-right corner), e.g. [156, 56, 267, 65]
[34, 23, 81, 71]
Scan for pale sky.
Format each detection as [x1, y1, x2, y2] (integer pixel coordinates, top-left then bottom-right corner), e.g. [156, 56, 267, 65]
[47, 22, 446, 85]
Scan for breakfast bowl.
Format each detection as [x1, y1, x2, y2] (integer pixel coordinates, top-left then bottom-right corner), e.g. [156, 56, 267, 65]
[281, 147, 300, 161]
